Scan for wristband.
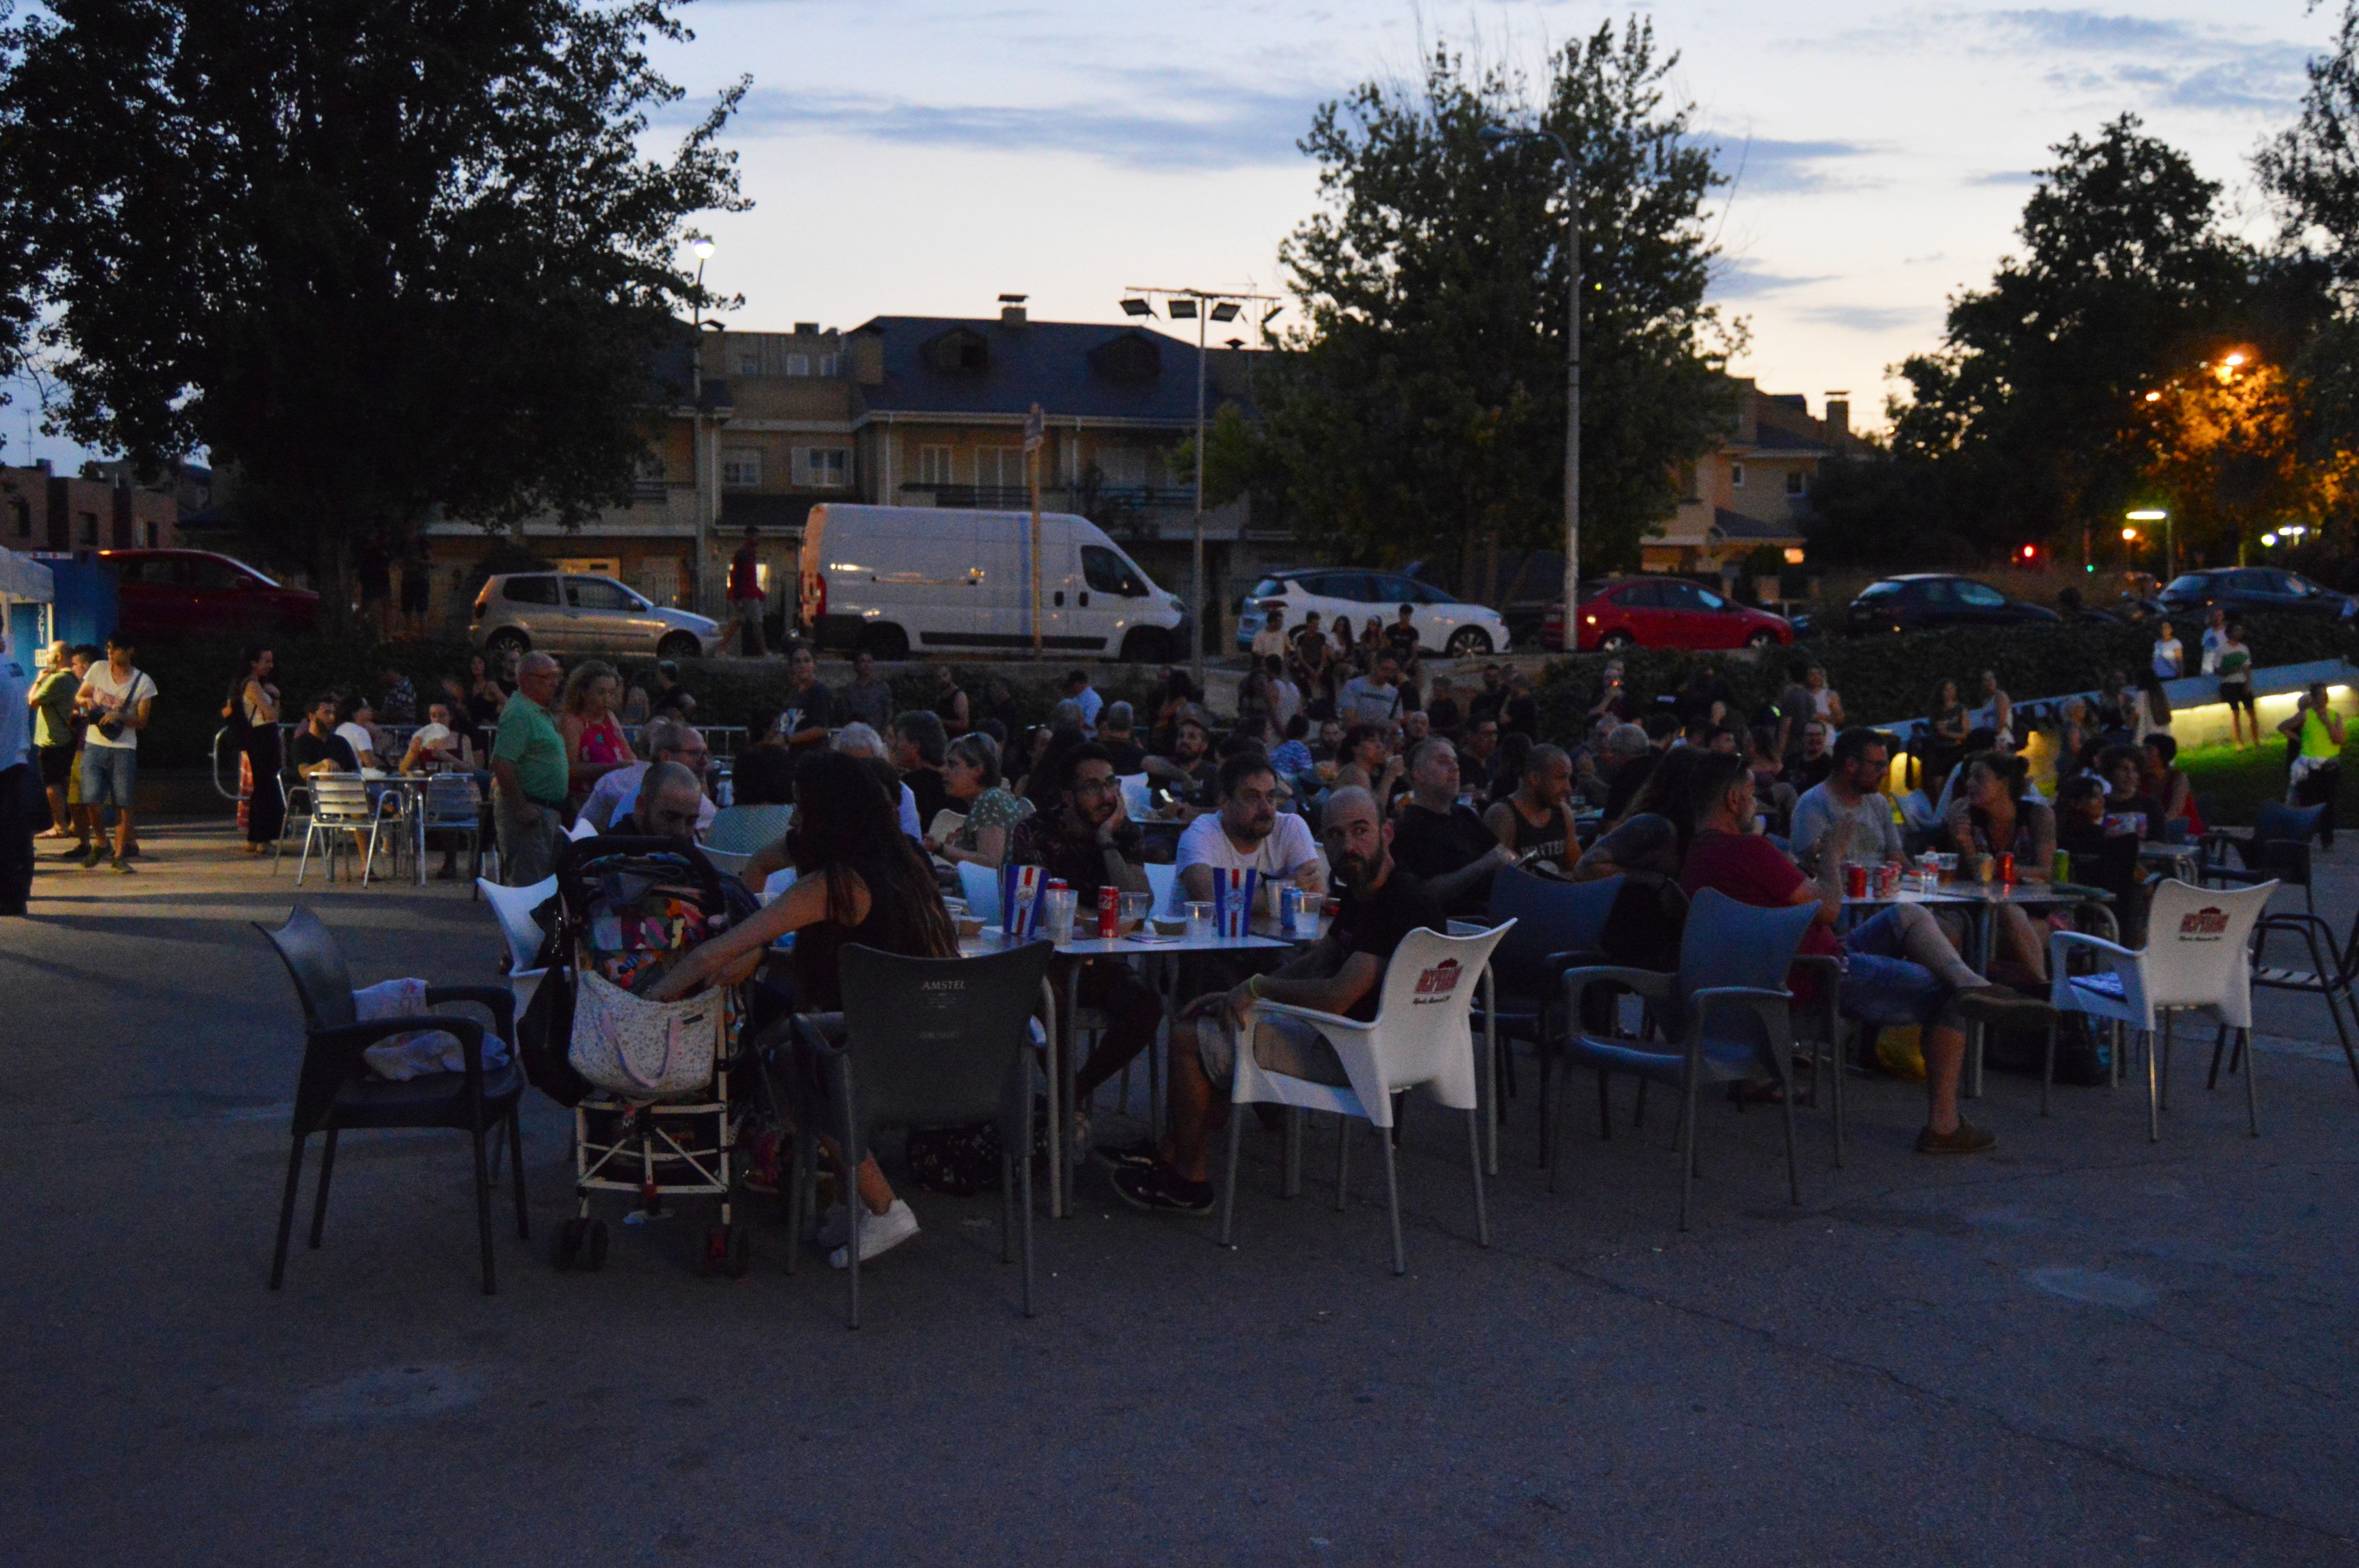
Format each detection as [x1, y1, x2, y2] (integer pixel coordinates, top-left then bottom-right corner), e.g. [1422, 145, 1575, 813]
[1246, 974, 1264, 999]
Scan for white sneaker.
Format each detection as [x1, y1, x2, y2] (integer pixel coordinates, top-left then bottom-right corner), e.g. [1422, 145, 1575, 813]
[814, 1203, 849, 1250]
[829, 1199, 919, 1269]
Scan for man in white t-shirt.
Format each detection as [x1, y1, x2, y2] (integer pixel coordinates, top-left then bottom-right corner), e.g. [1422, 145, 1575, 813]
[74, 630, 156, 872]
[1177, 752, 1327, 906]
[1063, 669, 1104, 730]
[334, 696, 383, 773]
[1336, 655, 1404, 727]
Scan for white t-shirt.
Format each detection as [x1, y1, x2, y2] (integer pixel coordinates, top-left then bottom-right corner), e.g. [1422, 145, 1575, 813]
[1176, 811, 1326, 887]
[79, 664, 157, 750]
[1336, 675, 1400, 726]
[2151, 638, 2182, 679]
[335, 721, 379, 763]
[1269, 677, 1302, 732]
[1072, 686, 1104, 728]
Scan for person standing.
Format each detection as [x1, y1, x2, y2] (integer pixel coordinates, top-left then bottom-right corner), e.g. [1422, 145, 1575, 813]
[725, 526, 767, 657]
[74, 630, 156, 873]
[2151, 621, 2184, 681]
[2198, 607, 2228, 674]
[490, 652, 568, 886]
[1976, 670, 2014, 750]
[2281, 681, 2346, 849]
[836, 650, 893, 731]
[0, 629, 33, 914]
[781, 645, 833, 750]
[28, 641, 79, 841]
[230, 646, 284, 854]
[2215, 619, 2257, 749]
[1063, 669, 1103, 730]
[934, 666, 973, 738]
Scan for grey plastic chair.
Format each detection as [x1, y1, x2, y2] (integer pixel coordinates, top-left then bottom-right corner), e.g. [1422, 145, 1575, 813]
[1556, 888, 1821, 1230]
[2202, 801, 2324, 914]
[785, 939, 1056, 1328]
[254, 907, 527, 1294]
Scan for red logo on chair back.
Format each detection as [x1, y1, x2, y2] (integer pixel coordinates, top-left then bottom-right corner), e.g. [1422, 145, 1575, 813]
[2178, 907, 2229, 940]
[1412, 958, 1463, 1003]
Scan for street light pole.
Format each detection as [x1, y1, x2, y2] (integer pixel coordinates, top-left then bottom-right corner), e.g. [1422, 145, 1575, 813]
[688, 239, 714, 613]
[1483, 124, 1581, 638]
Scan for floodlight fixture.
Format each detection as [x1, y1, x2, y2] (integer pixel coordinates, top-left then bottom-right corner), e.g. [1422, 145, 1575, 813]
[1209, 301, 1240, 322]
[1119, 297, 1153, 317]
[1167, 298, 1198, 320]
[2126, 509, 2167, 521]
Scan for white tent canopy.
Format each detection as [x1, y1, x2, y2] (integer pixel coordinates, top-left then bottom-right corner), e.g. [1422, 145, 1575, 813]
[0, 546, 53, 602]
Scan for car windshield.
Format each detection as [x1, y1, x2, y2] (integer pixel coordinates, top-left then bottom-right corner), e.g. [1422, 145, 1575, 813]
[1249, 576, 1289, 599]
[1957, 582, 2007, 607]
[1694, 586, 1727, 610]
[1856, 582, 1904, 602]
[2163, 575, 2210, 597]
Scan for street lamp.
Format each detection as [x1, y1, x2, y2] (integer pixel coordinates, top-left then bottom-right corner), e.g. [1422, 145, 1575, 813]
[688, 238, 718, 612]
[1118, 285, 1280, 681]
[2126, 508, 2173, 578]
[1481, 121, 1583, 636]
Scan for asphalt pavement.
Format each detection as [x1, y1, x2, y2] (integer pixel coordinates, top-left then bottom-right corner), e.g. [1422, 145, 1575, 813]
[3, 822, 2356, 1566]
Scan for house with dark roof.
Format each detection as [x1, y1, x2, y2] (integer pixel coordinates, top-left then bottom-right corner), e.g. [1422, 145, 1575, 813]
[1641, 379, 1864, 576]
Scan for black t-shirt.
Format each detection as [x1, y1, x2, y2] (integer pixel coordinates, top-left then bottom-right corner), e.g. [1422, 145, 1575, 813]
[780, 683, 833, 745]
[650, 685, 693, 718]
[904, 765, 951, 830]
[1389, 801, 1499, 911]
[1106, 739, 1148, 774]
[1384, 624, 1421, 663]
[290, 730, 359, 773]
[1329, 866, 1448, 1020]
[1426, 697, 1461, 736]
[1603, 750, 1660, 822]
[1502, 694, 1537, 737]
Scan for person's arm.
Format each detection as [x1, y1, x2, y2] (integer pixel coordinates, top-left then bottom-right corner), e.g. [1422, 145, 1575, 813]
[940, 823, 1008, 869]
[1481, 800, 1516, 849]
[1093, 809, 1151, 894]
[490, 755, 537, 821]
[651, 869, 848, 1001]
[1179, 863, 1214, 904]
[2326, 708, 2347, 747]
[1419, 844, 1515, 909]
[400, 736, 427, 773]
[785, 691, 831, 748]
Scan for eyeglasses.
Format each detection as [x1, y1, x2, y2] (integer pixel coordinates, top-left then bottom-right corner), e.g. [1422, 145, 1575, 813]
[1071, 776, 1117, 796]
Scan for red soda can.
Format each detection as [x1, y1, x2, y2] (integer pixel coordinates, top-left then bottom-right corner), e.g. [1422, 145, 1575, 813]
[1097, 883, 1120, 939]
[1876, 861, 1900, 899]
[1843, 863, 1868, 898]
[1998, 852, 2016, 885]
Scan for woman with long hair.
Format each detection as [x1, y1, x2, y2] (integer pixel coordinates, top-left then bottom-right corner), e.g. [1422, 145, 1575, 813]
[558, 658, 636, 802]
[224, 646, 283, 854]
[1942, 749, 2055, 982]
[652, 750, 958, 1267]
[465, 652, 507, 727]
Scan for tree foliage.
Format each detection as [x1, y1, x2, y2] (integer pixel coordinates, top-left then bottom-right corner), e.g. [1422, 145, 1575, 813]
[1249, 21, 1737, 582]
[0, 0, 746, 590]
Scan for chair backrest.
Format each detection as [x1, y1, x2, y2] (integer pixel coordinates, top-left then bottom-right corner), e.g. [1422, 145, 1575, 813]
[1483, 866, 1622, 994]
[700, 846, 749, 882]
[422, 774, 480, 824]
[1145, 860, 1178, 918]
[2143, 878, 2277, 1017]
[2253, 801, 2325, 847]
[1118, 773, 1153, 821]
[310, 775, 372, 822]
[956, 860, 1000, 921]
[1362, 921, 1516, 1108]
[1667, 887, 1821, 1059]
[564, 815, 600, 842]
[836, 941, 1057, 1135]
[478, 875, 557, 973]
[705, 802, 793, 856]
[254, 906, 359, 1031]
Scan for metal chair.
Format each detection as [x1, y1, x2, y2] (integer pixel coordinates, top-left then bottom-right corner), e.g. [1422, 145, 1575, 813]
[271, 776, 313, 876]
[1557, 889, 1820, 1230]
[1220, 921, 1515, 1275]
[2247, 907, 2359, 1101]
[2200, 802, 2324, 914]
[785, 940, 1057, 1327]
[296, 775, 395, 886]
[2046, 878, 2278, 1140]
[421, 773, 484, 889]
[254, 907, 527, 1294]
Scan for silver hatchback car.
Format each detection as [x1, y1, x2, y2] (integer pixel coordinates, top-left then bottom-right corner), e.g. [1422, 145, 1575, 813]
[469, 573, 723, 659]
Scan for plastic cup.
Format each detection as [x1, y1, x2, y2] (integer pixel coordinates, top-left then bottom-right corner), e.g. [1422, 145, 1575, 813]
[1120, 891, 1153, 932]
[1184, 900, 1214, 941]
[1042, 885, 1077, 942]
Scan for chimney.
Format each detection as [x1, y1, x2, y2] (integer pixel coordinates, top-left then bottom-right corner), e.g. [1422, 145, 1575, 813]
[1824, 391, 1850, 438]
[794, 321, 818, 335]
[998, 292, 1028, 325]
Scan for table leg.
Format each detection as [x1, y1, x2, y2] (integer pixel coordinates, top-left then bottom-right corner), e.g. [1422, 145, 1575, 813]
[1968, 906, 1994, 1099]
[1039, 971, 1063, 1221]
[1062, 960, 1082, 1214]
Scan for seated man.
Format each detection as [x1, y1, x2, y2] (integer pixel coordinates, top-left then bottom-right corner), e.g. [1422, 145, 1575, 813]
[1388, 737, 1514, 915]
[608, 760, 707, 841]
[334, 695, 383, 773]
[831, 721, 922, 840]
[1097, 701, 1148, 774]
[583, 715, 716, 837]
[1105, 787, 1444, 1213]
[1679, 750, 2047, 1154]
[890, 710, 952, 831]
[1142, 705, 1218, 813]
[1597, 722, 1655, 820]
[1482, 742, 1580, 877]
[290, 694, 359, 777]
[1177, 751, 1328, 907]
[1787, 728, 1904, 874]
[1007, 743, 1165, 1118]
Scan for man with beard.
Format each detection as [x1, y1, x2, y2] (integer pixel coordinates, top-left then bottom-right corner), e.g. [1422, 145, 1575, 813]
[1104, 786, 1445, 1213]
[1389, 737, 1515, 914]
[1177, 752, 1327, 905]
[1482, 743, 1580, 876]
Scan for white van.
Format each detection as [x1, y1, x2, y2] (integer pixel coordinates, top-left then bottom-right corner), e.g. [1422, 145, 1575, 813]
[799, 504, 1189, 661]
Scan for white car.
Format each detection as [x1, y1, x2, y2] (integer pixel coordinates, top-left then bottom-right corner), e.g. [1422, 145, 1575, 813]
[1235, 568, 1508, 659]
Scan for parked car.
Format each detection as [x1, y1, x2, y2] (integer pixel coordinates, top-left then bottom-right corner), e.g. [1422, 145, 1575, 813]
[1542, 577, 1793, 653]
[98, 548, 320, 639]
[1843, 574, 2060, 635]
[1236, 568, 1508, 658]
[469, 573, 721, 659]
[2154, 566, 2356, 621]
[801, 504, 1187, 661]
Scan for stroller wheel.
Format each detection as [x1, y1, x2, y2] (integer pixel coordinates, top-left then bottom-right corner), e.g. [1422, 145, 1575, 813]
[584, 1219, 610, 1272]
[555, 1216, 586, 1272]
[725, 1223, 752, 1280]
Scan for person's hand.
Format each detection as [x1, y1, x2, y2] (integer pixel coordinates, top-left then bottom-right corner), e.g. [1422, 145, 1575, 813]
[1222, 980, 1258, 1028]
[1483, 843, 1518, 869]
[1096, 789, 1128, 846]
[1180, 991, 1225, 1022]
[1291, 860, 1323, 891]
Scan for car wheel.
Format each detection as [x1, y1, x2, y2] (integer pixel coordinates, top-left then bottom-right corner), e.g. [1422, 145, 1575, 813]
[486, 628, 530, 657]
[862, 624, 910, 660]
[656, 631, 701, 661]
[1119, 627, 1167, 663]
[1599, 631, 1634, 653]
[1444, 626, 1492, 659]
[1745, 629, 1777, 650]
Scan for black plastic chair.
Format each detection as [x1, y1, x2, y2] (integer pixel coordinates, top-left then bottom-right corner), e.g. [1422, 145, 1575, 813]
[256, 907, 527, 1294]
[1472, 868, 1622, 1164]
[2246, 909, 2359, 1100]
[786, 940, 1056, 1328]
[2202, 801, 2325, 914]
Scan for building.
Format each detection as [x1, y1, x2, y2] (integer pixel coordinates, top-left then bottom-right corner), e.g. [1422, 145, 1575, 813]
[1640, 381, 1860, 577]
[0, 462, 179, 555]
[420, 297, 1268, 639]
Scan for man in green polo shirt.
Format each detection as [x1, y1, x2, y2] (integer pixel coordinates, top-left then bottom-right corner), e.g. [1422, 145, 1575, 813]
[491, 651, 568, 885]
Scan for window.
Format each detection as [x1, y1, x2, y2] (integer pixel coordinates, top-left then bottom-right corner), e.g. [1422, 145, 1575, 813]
[566, 577, 639, 611]
[1857, 580, 1904, 602]
[188, 558, 247, 590]
[1657, 581, 1708, 611]
[736, 354, 762, 377]
[1098, 448, 1149, 488]
[502, 575, 559, 606]
[794, 447, 849, 488]
[721, 449, 762, 487]
[1784, 469, 1806, 497]
[143, 521, 160, 547]
[1729, 463, 1745, 489]
[1616, 581, 1668, 608]
[1694, 586, 1728, 610]
[77, 510, 98, 544]
[9, 498, 27, 539]
[1081, 545, 1148, 597]
[1956, 581, 2008, 608]
[818, 354, 840, 376]
[915, 445, 955, 486]
[977, 446, 1026, 490]
[786, 354, 811, 377]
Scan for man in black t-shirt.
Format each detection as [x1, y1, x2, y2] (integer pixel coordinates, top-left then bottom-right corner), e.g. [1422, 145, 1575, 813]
[289, 695, 359, 776]
[1106, 785, 1447, 1214]
[1388, 738, 1514, 914]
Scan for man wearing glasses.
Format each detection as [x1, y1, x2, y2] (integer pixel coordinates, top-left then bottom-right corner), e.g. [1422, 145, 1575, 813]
[583, 715, 715, 838]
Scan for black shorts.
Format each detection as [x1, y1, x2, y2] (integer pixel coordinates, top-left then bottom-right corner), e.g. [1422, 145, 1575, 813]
[37, 745, 72, 788]
[2220, 681, 2256, 717]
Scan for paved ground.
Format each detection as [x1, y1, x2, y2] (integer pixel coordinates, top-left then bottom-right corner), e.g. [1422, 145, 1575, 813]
[4, 823, 2357, 1566]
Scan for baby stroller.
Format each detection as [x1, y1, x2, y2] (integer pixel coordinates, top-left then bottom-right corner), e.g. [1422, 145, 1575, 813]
[548, 835, 756, 1277]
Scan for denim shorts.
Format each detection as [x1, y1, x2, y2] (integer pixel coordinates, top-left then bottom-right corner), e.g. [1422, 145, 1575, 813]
[1837, 906, 1949, 1028]
[79, 744, 137, 809]
[1198, 1009, 1349, 1088]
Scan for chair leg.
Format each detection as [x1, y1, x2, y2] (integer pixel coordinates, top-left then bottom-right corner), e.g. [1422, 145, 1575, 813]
[2145, 1029, 2160, 1143]
[1466, 1108, 1489, 1248]
[1219, 1099, 1245, 1249]
[1780, 1075, 1801, 1207]
[1333, 1115, 1351, 1212]
[507, 1111, 529, 1241]
[2242, 1027, 2261, 1138]
[2159, 1013, 2174, 1111]
[1678, 1069, 1699, 1232]
[2207, 1025, 2229, 1090]
[2041, 1012, 2057, 1118]
[1377, 1122, 1404, 1276]
[307, 1127, 339, 1249]
[270, 1135, 307, 1289]
[1019, 1111, 1036, 1318]
[470, 1124, 497, 1295]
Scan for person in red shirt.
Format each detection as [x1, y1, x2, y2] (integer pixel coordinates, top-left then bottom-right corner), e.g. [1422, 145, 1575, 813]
[1677, 750, 2048, 1156]
[725, 526, 767, 657]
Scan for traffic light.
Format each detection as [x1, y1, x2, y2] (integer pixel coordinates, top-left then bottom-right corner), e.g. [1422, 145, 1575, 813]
[2012, 542, 2041, 569]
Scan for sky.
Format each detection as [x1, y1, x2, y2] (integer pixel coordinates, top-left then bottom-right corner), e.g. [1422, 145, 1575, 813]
[2, 0, 2337, 469]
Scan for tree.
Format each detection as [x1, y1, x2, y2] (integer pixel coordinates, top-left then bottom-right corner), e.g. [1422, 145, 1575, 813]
[1887, 116, 2252, 560]
[1252, 21, 1738, 586]
[0, 1, 746, 599]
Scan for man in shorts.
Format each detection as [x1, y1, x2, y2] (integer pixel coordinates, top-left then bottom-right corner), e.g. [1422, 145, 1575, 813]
[74, 630, 155, 873]
[28, 641, 83, 840]
[1105, 786, 1444, 1213]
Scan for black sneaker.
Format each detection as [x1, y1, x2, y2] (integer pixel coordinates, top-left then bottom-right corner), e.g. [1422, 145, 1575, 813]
[1110, 1162, 1215, 1216]
[1090, 1137, 1161, 1173]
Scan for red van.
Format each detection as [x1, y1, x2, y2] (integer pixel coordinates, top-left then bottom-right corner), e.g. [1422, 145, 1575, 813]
[99, 549, 321, 639]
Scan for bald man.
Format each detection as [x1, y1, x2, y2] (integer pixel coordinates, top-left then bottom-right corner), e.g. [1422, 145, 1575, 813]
[490, 651, 568, 885]
[1103, 785, 1446, 1215]
[620, 760, 707, 840]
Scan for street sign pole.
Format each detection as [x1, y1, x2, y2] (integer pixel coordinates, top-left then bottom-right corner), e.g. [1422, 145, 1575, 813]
[1026, 402, 1045, 659]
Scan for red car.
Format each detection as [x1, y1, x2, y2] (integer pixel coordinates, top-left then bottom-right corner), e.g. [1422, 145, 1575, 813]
[1544, 577, 1792, 652]
[101, 549, 321, 639]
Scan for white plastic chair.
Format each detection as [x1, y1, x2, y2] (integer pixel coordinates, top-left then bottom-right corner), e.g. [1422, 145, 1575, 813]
[701, 846, 749, 882]
[1220, 920, 1514, 1274]
[564, 815, 600, 843]
[477, 874, 557, 1013]
[2046, 878, 2277, 1140]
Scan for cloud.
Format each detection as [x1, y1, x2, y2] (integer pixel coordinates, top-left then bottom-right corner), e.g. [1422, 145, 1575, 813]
[1792, 302, 1937, 334]
[713, 71, 1324, 171]
[1965, 170, 2043, 188]
[1709, 135, 1882, 196]
[1714, 259, 1838, 299]
[1977, 10, 2310, 117]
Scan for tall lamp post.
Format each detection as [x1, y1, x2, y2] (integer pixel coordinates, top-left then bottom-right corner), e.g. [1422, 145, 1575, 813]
[2127, 508, 2173, 581]
[1119, 285, 1278, 682]
[1480, 122, 1582, 638]
[687, 238, 716, 613]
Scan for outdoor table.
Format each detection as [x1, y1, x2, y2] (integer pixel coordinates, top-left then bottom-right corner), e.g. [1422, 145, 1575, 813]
[2139, 841, 2203, 882]
[362, 773, 437, 885]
